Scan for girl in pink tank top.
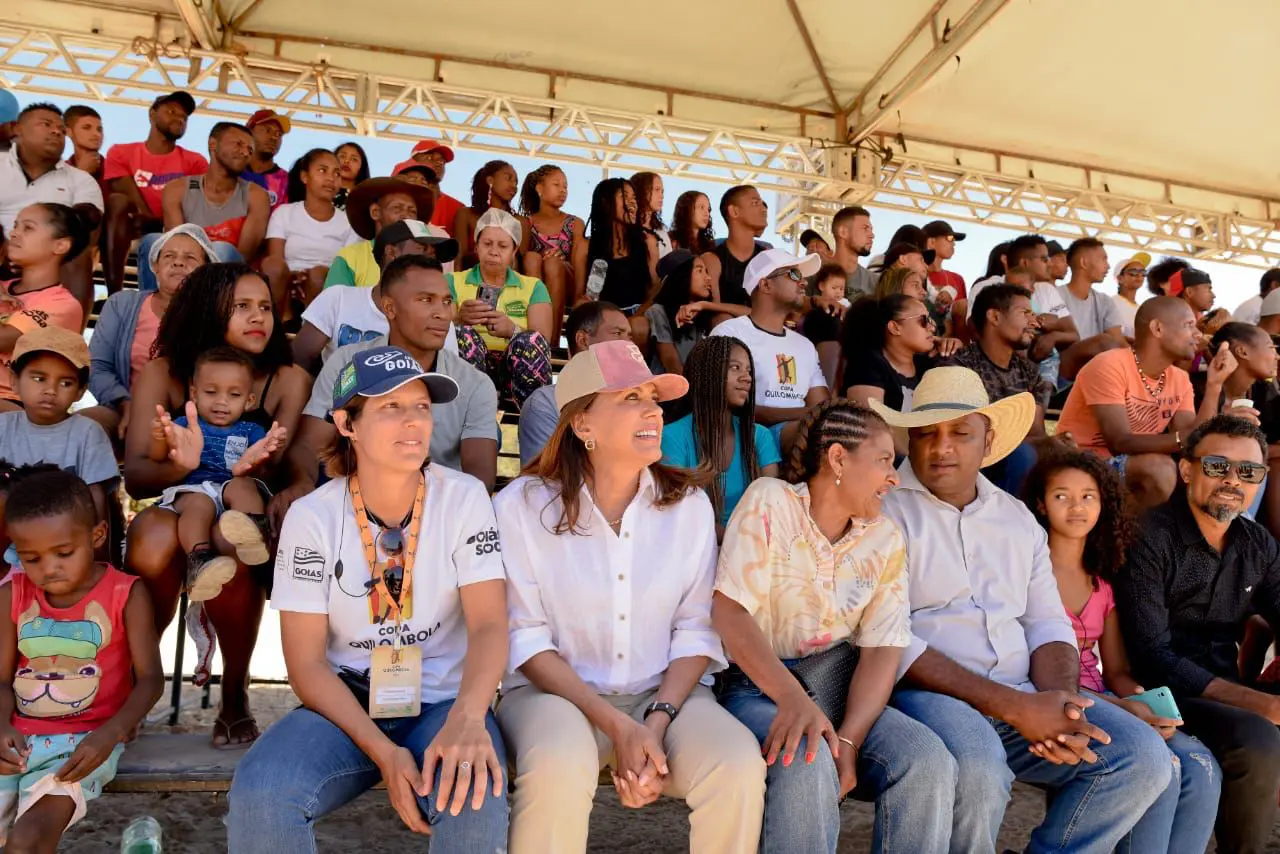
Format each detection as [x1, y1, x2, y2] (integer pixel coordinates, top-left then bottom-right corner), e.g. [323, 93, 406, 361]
[1024, 450, 1179, 720]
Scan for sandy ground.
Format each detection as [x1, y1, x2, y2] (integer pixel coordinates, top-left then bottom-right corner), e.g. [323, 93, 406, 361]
[60, 682, 1280, 852]
[56, 683, 1058, 853]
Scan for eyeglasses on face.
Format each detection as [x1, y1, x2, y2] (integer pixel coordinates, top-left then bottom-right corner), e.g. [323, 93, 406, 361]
[765, 267, 805, 283]
[895, 312, 934, 329]
[1121, 268, 1148, 277]
[1191, 455, 1267, 484]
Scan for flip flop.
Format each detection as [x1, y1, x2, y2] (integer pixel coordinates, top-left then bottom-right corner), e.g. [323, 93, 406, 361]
[211, 716, 260, 751]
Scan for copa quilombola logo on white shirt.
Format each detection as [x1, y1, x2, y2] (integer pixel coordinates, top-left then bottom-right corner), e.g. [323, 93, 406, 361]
[366, 351, 422, 373]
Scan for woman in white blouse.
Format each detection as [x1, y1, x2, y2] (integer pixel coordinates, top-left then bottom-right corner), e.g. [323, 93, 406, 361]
[493, 339, 766, 853]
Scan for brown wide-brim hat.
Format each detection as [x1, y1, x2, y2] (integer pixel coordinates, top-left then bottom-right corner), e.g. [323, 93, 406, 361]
[345, 178, 438, 240]
[867, 366, 1036, 467]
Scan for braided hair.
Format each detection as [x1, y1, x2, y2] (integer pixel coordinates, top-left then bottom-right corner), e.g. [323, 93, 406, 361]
[518, 164, 563, 216]
[671, 191, 715, 254]
[784, 399, 890, 484]
[587, 178, 645, 265]
[469, 160, 514, 214]
[683, 337, 759, 520]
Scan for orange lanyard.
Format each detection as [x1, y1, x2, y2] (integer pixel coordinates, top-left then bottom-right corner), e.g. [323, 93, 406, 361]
[349, 473, 425, 629]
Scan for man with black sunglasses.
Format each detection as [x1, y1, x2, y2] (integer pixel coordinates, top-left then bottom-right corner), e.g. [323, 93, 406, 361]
[1115, 414, 1280, 853]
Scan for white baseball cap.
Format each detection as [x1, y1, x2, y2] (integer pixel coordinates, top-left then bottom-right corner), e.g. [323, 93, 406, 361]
[1261, 288, 1280, 319]
[742, 249, 822, 296]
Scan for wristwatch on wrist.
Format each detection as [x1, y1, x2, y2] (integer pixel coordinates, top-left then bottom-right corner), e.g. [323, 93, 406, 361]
[643, 701, 679, 723]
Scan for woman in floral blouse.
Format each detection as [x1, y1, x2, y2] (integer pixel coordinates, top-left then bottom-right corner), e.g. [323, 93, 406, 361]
[711, 399, 957, 854]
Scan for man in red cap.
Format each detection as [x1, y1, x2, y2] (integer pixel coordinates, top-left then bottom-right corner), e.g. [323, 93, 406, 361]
[400, 139, 463, 234]
[243, 109, 290, 211]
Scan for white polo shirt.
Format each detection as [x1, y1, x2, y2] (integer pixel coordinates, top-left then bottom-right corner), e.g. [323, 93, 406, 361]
[271, 464, 505, 704]
[0, 145, 104, 234]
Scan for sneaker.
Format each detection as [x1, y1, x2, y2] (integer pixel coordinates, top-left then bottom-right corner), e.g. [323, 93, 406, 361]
[185, 601, 216, 687]
[218, 511, 272, 567]
[187, 549, 237, 603]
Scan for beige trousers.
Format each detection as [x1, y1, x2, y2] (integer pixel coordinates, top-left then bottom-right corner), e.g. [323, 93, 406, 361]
[496, 683, 765, 854]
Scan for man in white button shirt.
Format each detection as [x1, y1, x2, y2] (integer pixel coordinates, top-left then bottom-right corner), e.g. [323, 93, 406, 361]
[873, 366, 1171, 853]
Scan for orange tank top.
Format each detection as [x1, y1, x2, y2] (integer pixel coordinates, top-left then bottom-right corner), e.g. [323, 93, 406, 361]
[9, 566, 136, 736]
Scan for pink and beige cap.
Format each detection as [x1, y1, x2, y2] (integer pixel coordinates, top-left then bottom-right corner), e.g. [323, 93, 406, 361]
[554, 340, 688, 412]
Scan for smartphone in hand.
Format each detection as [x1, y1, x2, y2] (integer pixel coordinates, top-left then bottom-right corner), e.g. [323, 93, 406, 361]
[1125, 686, 1181, 721]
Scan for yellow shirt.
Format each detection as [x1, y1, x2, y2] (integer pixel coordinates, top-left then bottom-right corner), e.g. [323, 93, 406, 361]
[324, 240, 379, 288]
[449, 266, 550, 352]
[715, 478, 910, 660]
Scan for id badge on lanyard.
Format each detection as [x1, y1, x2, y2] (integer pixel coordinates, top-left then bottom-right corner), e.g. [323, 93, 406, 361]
[350, 474, 426, 718]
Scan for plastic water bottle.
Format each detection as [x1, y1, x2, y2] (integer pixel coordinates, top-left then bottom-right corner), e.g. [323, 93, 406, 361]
[585, 258, 609, 300]
[120, 815, 162, 853]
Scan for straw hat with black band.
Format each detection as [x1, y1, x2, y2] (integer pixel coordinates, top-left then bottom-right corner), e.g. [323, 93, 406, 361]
[345, 178, 437, 241]
[867, 366, 1036, 467]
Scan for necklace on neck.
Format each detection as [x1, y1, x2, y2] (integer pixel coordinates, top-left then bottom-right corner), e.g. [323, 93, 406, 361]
[365, 505, 413, 530]
[1131, 348, 1167, 397]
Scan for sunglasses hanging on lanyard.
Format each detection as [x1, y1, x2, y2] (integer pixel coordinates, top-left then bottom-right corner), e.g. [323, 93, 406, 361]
[349, 472, 426, 718]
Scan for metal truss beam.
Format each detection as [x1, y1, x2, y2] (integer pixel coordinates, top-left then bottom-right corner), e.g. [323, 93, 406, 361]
[845, 0, 1011, 144]
[776, 146, 1280, 269]
[169, 0, 220, 49]
[2, 20, 1279, 269]
[0, 22, 833, 190]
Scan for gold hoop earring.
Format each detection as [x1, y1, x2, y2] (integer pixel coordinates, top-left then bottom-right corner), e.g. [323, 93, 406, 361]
[584, 438, 597, 452]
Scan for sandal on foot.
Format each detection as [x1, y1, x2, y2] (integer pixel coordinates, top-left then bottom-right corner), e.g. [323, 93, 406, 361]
[211, 716, 260, 750]
[218, 511, 272, 567]
[187, 549, 237, 603]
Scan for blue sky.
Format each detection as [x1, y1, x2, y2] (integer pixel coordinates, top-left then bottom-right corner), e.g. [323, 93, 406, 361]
[27, 94, 1268, 312]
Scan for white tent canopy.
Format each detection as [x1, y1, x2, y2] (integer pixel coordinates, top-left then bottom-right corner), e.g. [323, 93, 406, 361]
[4, 0, 1279, 265]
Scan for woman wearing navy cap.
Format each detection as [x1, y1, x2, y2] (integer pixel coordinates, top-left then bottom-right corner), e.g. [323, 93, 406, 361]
[227, 345, 510, 852]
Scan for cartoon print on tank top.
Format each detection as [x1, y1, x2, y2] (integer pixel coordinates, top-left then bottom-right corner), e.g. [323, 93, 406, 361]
[13, 600, 112, 720]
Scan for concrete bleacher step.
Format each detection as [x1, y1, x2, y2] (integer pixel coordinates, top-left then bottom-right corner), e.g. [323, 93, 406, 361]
[109, 734, 241, 793]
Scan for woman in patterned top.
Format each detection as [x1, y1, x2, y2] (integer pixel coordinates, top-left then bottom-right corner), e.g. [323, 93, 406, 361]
[711, 399, 956, 854]
[519, 164, 587, 341]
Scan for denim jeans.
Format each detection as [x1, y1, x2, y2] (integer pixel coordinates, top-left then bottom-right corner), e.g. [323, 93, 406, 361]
[137, 233, 242, 292]
[225, 701, 508, 854]
[892, 688, 1171, 854]
[1117, 729, 1219, 854]
[1179, 695, 1280, 853]
[719, 670, 956, 854]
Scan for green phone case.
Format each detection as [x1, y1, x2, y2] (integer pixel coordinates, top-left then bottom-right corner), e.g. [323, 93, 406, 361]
[1124, 686, 1181, 720]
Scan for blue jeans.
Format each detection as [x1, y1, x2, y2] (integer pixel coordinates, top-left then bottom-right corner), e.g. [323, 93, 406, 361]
[719, 671, 956, 853]
[892, 688, 1171, 854]
[1118, 729, 1220, 854]
[225, 701, 508, 853]
[137, 233, 242, 292]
